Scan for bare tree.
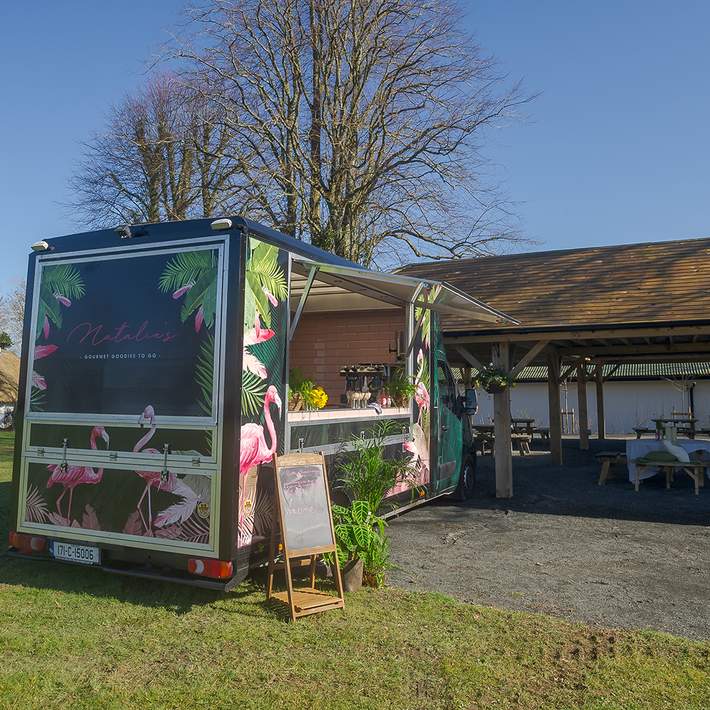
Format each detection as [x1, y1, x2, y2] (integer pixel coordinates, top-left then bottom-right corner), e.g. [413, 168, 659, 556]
[69, 75, 237, 227]
[177, 0, 530, 265]
[0, 282, 25, 352]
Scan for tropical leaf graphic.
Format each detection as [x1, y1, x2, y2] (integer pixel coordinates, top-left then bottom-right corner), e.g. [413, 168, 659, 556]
[180, 514, 210, 544]
[25, 485, 49, 523]
[243, 238, 287, 330]
[159, 249, 218, 330]
[241, 370, 268, 417]
[36, 264, 85, 339]
[195, 334, 214, 416]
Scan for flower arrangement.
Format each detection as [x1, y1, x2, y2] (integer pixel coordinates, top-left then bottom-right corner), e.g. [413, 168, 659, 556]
[288, 369, 328, 411]
[475, 364, 515, 393]
[385, 367, 416, 407]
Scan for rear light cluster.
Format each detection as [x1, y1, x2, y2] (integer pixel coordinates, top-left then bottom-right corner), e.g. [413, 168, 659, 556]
[187, 558, 233, 580]
[8, 531, 46, 554]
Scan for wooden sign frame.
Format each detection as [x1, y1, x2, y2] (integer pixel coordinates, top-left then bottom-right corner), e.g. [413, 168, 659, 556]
[266, 452, 344, 621]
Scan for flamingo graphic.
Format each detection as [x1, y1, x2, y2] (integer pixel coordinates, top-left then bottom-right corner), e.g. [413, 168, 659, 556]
[239, 385, 282, 475]
[131, 406, 197, 533]
[47, 427, 110, 523]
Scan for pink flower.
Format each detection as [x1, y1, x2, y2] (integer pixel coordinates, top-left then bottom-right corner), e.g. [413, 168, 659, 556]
[32, 371, 47, 390]
[415, 381, 429, 410]
[243, 315, 275, 346]
[263, 286, 278, 307]
[34, 344, 58, 360]
[42, 316, 50, 339]
[195, 306, 204, 333]
[172, 282, 194, 300]
[54, 293, 71, 307]
[242, 350, 268, 379]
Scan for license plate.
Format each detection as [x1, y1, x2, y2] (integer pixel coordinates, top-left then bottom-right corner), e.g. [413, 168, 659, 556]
[50, 541, 101, 566]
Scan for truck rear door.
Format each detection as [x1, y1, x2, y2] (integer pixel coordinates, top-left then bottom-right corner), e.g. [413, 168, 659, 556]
[16, 239, 227, 559]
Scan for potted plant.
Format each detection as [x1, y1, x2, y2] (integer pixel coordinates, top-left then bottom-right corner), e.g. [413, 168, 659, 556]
[331, 500, 390, 591]
[335, 420, 412, 513]
[386, 367, 416, 407]
[288, 369, 328, 411]
[475, 364, 515, 394]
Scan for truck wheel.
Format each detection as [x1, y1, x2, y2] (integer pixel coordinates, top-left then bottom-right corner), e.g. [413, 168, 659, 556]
[455, 454, 476, 501]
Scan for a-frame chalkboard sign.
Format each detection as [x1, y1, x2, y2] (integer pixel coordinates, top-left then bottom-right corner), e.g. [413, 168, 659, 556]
[266, 453, 345, 621]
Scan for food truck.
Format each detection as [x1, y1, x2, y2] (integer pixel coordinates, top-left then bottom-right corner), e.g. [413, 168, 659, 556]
[8, 217, 510, 589]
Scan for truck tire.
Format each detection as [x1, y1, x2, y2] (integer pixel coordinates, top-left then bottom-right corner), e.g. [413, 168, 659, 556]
[455, 453, 476, 501]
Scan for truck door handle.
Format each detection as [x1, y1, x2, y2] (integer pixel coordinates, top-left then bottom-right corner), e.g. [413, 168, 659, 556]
[441, 425, 449, 432]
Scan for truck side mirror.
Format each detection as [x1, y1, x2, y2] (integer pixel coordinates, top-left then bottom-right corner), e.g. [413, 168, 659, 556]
[462, 388, 478, 415]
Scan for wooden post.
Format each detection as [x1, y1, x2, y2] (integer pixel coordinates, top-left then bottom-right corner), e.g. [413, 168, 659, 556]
[595, 365, 606, 440]
[547, 350, 563, 465]
[577, 363, 589, 450]
[492, 342, 513, 498]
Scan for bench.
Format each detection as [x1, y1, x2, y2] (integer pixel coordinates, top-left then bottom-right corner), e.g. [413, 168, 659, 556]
[596, 451, 627, 485]
[511, 433, 532, 456]
[633, 458, 708, 495]
[633, 427, 655, 439]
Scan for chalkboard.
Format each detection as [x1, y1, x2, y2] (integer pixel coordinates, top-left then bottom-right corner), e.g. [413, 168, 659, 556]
[274, 453, 335, 553]
[30, 246, 221, 418]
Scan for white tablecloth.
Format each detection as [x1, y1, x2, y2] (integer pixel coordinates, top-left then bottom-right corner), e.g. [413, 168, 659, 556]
[626, 439, 710, 481]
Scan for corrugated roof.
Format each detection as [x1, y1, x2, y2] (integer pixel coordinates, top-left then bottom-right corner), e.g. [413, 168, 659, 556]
[455, 361, 710, 383]
[400, 237, 710, 331]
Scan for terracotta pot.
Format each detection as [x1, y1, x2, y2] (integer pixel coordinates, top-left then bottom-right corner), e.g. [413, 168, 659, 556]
[342, 558, 364, 592]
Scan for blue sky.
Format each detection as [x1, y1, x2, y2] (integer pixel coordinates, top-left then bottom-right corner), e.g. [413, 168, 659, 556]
[1, 1, 709, 287]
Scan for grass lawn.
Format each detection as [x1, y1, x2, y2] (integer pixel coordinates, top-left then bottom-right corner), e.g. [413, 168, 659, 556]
[0, 431, 708, 709]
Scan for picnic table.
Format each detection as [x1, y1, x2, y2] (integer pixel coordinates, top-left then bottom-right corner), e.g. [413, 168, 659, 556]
[626, 439, 710, 493]
[652, 417, 697, 439]
[511, 417, 535, 436]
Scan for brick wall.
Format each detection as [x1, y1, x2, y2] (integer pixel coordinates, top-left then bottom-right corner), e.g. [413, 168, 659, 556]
[289, 309, 405, 403]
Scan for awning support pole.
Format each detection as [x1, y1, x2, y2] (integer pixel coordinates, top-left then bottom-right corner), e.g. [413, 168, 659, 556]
[595, 364, 606, 440]
[288, 266, 318, 341]
[404, 285, 430, 358]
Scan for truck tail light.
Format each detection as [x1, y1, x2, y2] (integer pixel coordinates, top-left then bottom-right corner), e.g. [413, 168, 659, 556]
[187, 558, 233, 580]
[9, 531, 47, 554]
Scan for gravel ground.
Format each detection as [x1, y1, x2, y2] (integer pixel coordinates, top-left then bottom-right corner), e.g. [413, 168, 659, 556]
[387, 439, 710, 640]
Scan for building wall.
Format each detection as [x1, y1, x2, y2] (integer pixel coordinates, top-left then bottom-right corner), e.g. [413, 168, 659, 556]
[473, 379, 710, 435]
[289, 309, 405, 402]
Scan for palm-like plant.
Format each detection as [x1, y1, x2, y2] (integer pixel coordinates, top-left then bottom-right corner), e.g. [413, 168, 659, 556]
[36, 264, 85, 339]
[159, 249, 218, 329]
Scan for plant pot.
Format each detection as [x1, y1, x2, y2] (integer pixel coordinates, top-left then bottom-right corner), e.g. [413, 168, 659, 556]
[342, 558, 363, 592]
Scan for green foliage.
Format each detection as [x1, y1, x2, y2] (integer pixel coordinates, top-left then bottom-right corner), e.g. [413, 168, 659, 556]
[331, 500, 391, 587]
[0, 331, 11, 350]
[243, 238, 287, 331]
[241, 370, 268, 417]
[475, 364, 515, 391]
[386, 367, 416, 406]
[195, 334, 214, 416]
[336, 420, 412, 513]
[159, 249, 218, 329]
[35, 264, 86, 339]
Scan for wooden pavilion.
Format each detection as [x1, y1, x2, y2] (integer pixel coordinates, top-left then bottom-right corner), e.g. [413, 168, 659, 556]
[401, 237, 710, 498]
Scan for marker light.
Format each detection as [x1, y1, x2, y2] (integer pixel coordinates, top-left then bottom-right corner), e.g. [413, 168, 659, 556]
[210, 218, 232, 231]
[9, 531, 46, 554]
[30, 240, 51, 252]
[187, 558, 234, 580]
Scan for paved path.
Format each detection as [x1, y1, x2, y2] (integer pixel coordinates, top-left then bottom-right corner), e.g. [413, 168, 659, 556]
[387, 443, 710, 640]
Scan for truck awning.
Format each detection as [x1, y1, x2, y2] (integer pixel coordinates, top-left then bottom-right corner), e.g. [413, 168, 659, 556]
[291, 256, 517, 324]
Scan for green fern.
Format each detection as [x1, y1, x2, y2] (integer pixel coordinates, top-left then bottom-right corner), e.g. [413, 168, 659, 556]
[243, 238, 287, 330]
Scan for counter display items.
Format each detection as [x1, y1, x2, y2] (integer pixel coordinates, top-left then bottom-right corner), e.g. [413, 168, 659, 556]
[8, 217, 508, 590]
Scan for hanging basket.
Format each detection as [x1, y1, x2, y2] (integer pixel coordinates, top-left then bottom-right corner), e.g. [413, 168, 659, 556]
[484, 382, 507, 394]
